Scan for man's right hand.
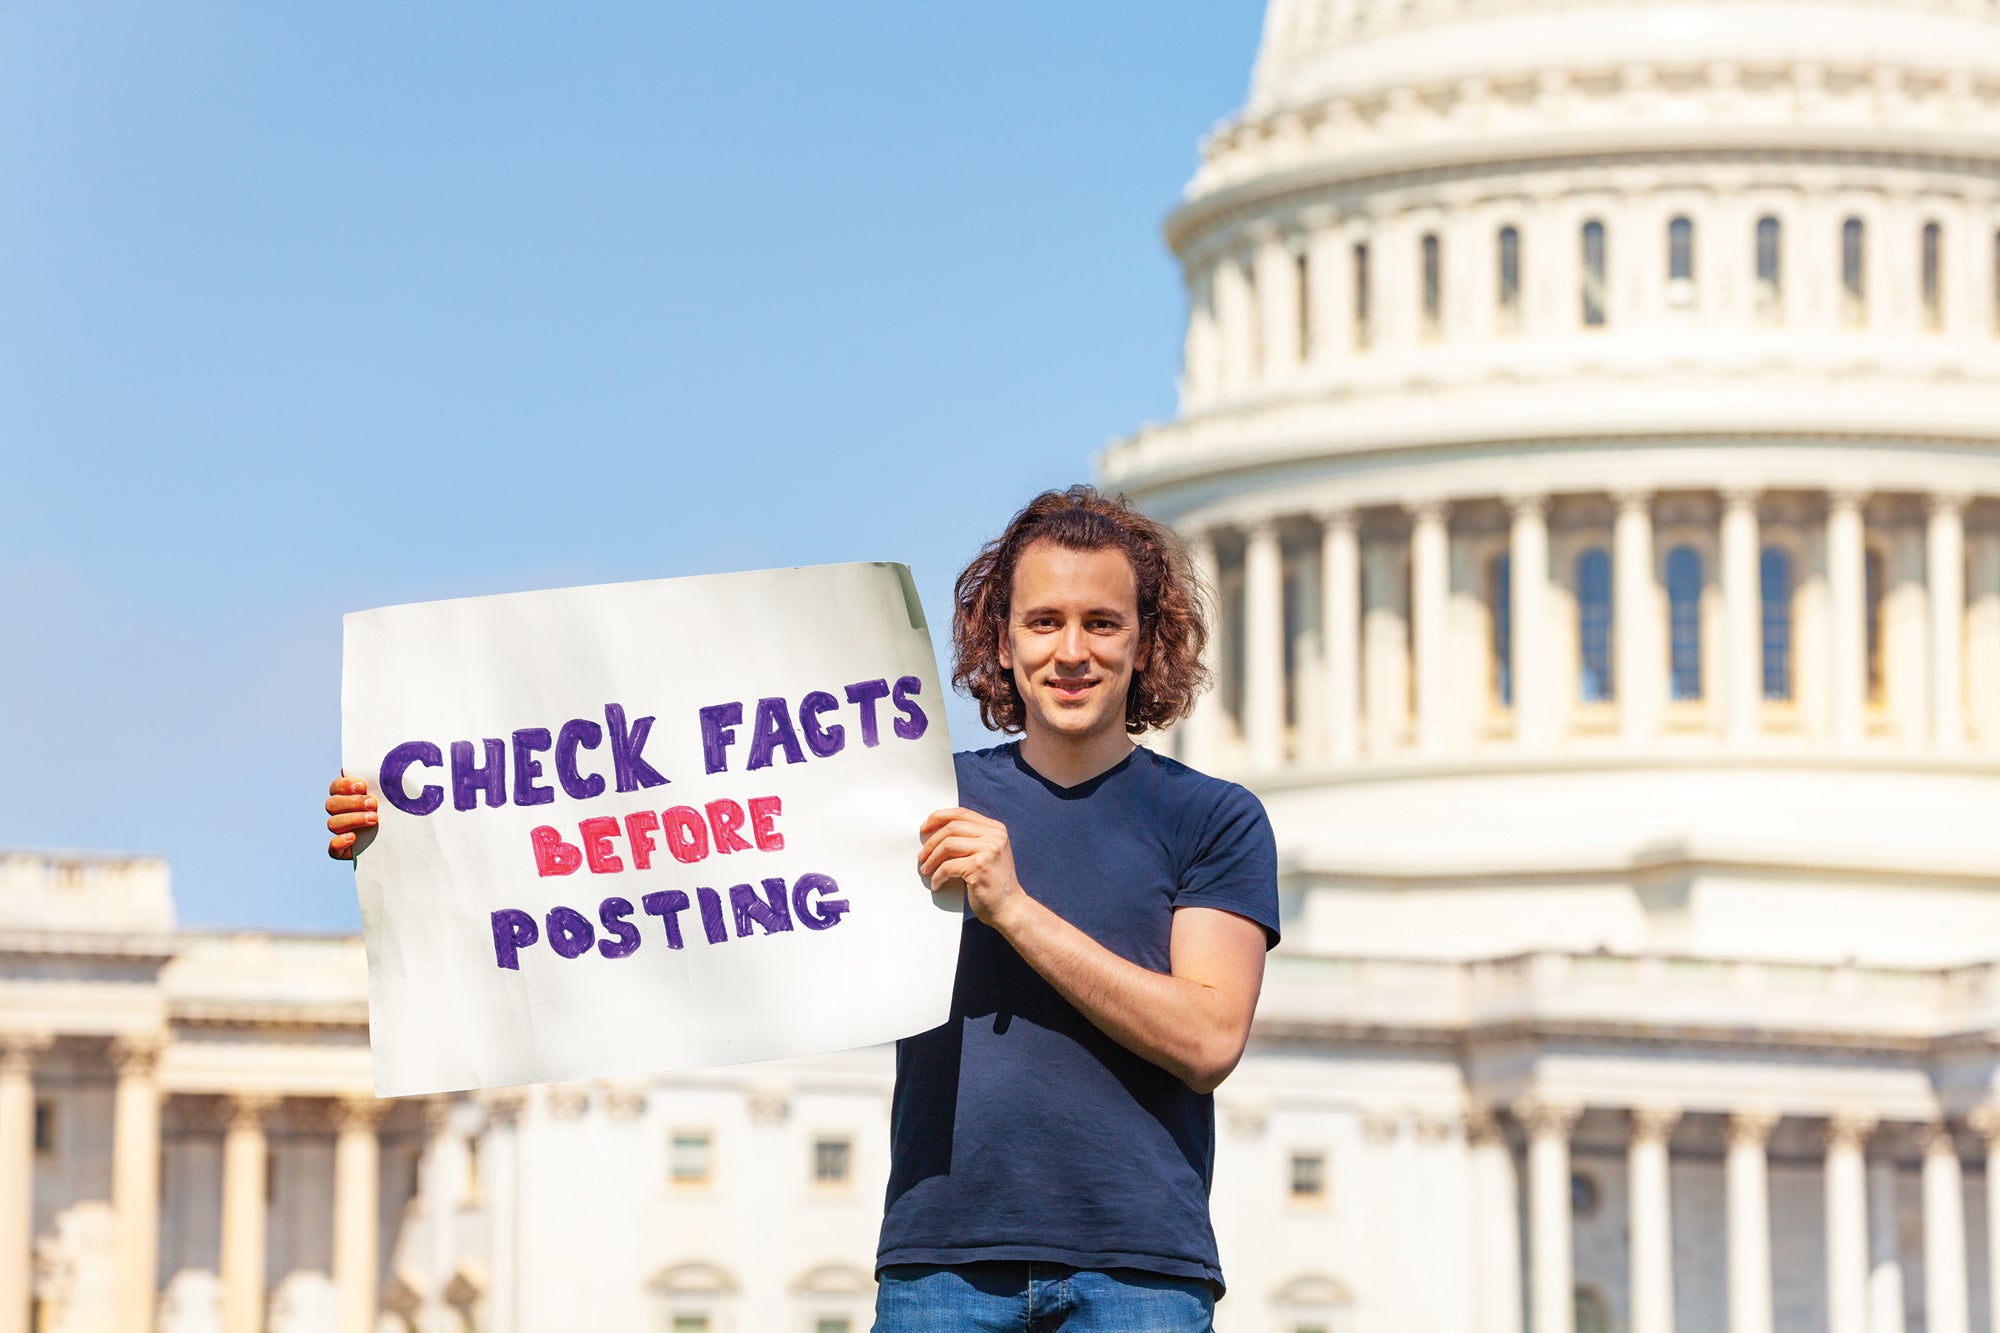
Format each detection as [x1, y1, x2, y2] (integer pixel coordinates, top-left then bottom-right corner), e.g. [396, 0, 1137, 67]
[325, 776, 377, 860]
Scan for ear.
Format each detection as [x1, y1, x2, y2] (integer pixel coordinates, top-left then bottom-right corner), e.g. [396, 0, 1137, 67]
[1134, 626, 1151, 675]
[997, 624, 1013, 672]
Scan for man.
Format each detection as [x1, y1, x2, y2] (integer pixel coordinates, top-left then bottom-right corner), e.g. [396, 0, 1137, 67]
[325, 485, 1277, 1332]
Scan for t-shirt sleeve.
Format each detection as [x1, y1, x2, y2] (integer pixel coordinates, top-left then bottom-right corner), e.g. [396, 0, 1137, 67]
[1172, 782, 1281, 949]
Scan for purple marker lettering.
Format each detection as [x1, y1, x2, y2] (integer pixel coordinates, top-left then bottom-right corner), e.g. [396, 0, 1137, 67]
[379, 740, 445, 817]
[555, 718, 606, 801]
[891, 676, 929, 740]
[596, 896, 642, 959]
[798, 690, 846, 757]
[843, 679, 891, 747]
[545, 905, 595, 959]
[731, 878, 795, 937]
[641, 889, 691, 948]
[698, 702, 743, 775]
[792, 873, 851, 930]
[511, 727, 555, 807]
[694, 887, 729, 944]
[450, 738, 507, 811]
[746, 697, 806, 771]
[605, 702, 670, 792]
[490, 908, 539, 969]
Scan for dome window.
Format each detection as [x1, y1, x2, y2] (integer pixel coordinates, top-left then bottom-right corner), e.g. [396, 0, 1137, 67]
[1755, 216, 1782, 326]
[1666, 216, 1695, 309]
[1352, 242, 1371, 351]
[1420, 232, 1442, 339]
[1922, 221, 1944, 333]
[1865, 546, 1886, 705]
[1577, 548, 1613, 702]
[1667, 545, 1704, 702]
[1581, 220, 1607, 328]
[1496, 226, 1522, 335]
[1296, 249, 1314, 361]
[1841, 217, 1867, 327]
[1489, 552, 1513, 708]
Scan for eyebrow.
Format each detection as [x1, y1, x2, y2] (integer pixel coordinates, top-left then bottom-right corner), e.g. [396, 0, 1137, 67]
[1014, 603, 1131, 620]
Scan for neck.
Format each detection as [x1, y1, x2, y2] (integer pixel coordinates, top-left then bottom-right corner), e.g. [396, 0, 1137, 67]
[1017, 723, 1136, 789]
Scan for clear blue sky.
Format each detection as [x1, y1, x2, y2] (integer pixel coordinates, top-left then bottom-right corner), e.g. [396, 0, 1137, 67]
[0, 4, 1265, 930]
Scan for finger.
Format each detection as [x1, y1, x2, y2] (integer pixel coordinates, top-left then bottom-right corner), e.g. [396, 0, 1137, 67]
[326, 812, 377, 836]
[929, 857, 978, 892]
[919, 807, 989, 836]
[918, 834, 988, 878]
[329, 776, 371, 797]
[324, 793, 378, 816]
[327, 832, 357, 860]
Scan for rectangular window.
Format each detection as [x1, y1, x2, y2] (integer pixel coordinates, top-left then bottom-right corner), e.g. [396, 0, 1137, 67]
[32, 1101, 53, 1157]
[671, 1317, 709, 1333]
[1760, 547, 1794, 702]
[813, 1137, 852, 1186]
[1352, 242, 1371, 350]
[671, 1132, 712, 1185]
[1842, 217, 1866, 327]
[1497, 226, 1522, 334]
[1289, 1151, 1326, 1200]
[1490, 553, 1513, 707]
[1922, 221, 1943, 332]
[462, 1137, 480, 1206]
[1296, 250, 1313, 361]
[1755, 216, 1782, 326]
[815, 1320, 853, 1333]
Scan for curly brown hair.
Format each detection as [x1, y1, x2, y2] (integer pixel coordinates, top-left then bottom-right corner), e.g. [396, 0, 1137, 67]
[952, 485, 1212, 736]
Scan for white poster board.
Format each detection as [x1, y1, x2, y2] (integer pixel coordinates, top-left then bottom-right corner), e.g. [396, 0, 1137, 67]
[341, 562, 962, 1096]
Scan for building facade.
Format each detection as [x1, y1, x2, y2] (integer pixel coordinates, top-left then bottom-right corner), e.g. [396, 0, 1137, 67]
[13, 0, 2000, 1330]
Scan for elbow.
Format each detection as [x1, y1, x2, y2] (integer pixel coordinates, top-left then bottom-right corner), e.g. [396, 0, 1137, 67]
[1179, 1039, 1247, 1096]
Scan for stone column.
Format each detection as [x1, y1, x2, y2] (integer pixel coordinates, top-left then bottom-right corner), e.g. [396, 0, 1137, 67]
[1257, 233, 1302, 375]
[111, 1034, 166, 1333]
[1320, 509, 1360, 763]
[1409, 500, 1452, 755]
[1509, 496, 1552, 747]
[1243, 518, 1287, 770]
[1614, 489, 1657, 744]
[1828, 492, 1869, 746]
[1921, 1122, 1970, 1333]
[1184, 528, 1224, 768]
[419, 1099, 457, 1333]
[220, 1093, 278, 1333]
[1825, 1110, 1878, 1333]
[1867, 1153, 1905, 1333]
[1214, 252, 1253, 394]
[0, 1033, 51, 1333]
[1628, 1107, 1681, 1333]
[334, 1096, 386, 1333]
[1971, 1105, 2000, 1333]
[1928, 494, 1966, 750]
[1517, 1097, 1582, 1333]
[483, 1091, 526, 1333]
[1723, 488, 1764, 742]
[1726, 1108, 1778, 1333]
[1466, 1105, 1523, 1333]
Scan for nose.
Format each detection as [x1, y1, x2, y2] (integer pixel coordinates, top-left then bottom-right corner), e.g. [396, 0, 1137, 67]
[1055, 621, 1089, 667]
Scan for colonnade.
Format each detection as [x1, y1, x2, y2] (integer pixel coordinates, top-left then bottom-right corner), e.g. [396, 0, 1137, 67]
[1495, 1098, 2000, 1333]
[0, 1032, 386, 1333]
[1181, 487, 2000, 770]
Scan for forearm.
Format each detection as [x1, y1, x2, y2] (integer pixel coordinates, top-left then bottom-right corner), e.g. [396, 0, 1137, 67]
[990, 892, 1244, 1093]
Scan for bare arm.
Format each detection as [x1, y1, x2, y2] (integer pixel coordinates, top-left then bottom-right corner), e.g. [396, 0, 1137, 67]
[919, 807, 1268, 1094]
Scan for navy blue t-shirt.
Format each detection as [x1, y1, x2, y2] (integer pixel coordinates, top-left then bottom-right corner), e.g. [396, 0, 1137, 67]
[876, 742, 1280, 1291]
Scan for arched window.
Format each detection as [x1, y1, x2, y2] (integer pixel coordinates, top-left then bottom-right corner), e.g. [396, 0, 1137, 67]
[1667, 215, 1694, 307]
[1865, 547, 1885, 704]
[1577, 548, 1612, 702]
[1667, 545, 1703, 701]
[1490, 552, 1513, 706]
[1922, 221, 1943, 332]
[1581, 220, 1607, 328]
[1420, 233, 1442, 339]
[1760, 546, 1793, 701]
[1244, 259, 1264, 376]
[1755, 216, 1782, 325]
[1352, 242, 1372, 351]
[1296, 250, 1314, 360]
[1497, 226, 1522, 334]
[1841, 217, 1866, 327]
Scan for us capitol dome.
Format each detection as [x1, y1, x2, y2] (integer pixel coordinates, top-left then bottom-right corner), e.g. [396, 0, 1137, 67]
[1106, 0, 2000, 1329]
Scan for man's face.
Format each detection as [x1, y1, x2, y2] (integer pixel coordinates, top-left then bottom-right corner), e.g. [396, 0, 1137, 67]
[999, 540, 1148, 747]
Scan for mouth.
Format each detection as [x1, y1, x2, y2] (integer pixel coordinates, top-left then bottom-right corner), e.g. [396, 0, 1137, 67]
[1047, 678, 1097, 699]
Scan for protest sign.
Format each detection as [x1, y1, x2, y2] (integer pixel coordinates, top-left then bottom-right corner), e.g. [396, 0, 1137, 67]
[341, 562, 963, 1096]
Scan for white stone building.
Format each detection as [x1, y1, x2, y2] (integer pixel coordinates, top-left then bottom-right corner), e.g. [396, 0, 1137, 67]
[12, 0, 2000, 1330]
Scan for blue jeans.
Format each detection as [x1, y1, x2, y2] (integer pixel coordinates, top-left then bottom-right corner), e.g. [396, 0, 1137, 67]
[874, 1263, 1215, 1332]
